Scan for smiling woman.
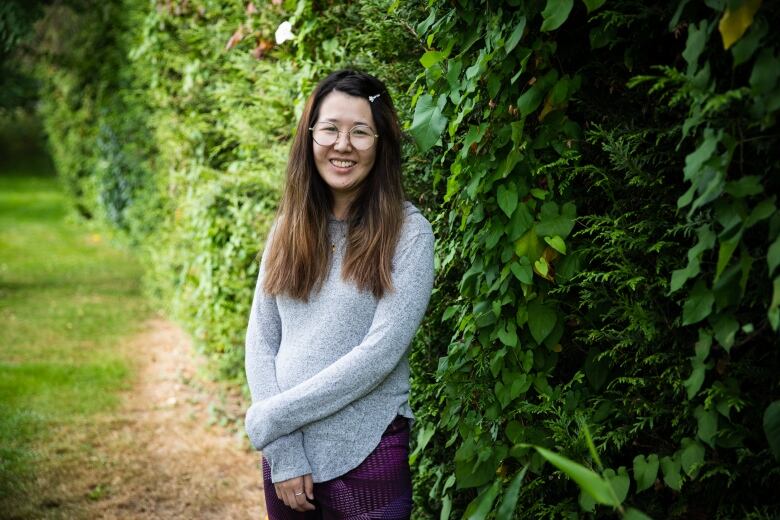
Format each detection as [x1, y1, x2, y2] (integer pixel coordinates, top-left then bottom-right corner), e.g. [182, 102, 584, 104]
[243, 70, 434, 519]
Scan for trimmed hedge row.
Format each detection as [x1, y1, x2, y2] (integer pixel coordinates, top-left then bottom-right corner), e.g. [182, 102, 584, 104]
[33, 0, 779, 518]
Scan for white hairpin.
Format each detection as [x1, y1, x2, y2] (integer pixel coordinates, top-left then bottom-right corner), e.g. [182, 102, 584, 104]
[368, 93, 381, 103]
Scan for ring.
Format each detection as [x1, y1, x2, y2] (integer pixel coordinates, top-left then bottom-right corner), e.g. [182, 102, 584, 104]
[294, 491, 304, 496]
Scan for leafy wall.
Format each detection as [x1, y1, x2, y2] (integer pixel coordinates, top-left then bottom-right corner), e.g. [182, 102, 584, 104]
[33, 0, 779, 518]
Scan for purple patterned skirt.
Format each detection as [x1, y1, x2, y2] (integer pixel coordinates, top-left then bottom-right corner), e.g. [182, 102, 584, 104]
[262, 415, 412, 520]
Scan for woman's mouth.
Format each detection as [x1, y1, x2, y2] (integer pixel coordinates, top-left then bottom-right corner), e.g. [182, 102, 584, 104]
[329, 159, 356, 171]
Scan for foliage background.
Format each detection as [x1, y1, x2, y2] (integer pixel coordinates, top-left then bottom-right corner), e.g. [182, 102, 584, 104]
[13, 0, 780, 517]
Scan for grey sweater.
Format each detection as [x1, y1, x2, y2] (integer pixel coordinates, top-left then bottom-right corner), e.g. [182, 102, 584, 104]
[244, 201, 435, 483]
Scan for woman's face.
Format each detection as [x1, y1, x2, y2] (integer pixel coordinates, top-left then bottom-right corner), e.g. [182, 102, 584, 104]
[312, 90, 377, 203]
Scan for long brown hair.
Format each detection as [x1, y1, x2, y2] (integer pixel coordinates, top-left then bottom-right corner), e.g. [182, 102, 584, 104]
[262, 69, 406, 301]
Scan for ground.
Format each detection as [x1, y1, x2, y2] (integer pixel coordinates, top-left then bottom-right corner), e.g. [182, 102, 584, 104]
[20, 316, 268, 519]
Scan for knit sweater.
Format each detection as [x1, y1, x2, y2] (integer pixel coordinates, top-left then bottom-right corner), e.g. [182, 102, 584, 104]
[244, 201, 435, 483]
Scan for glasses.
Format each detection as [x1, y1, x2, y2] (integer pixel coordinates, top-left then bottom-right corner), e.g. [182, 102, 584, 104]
[309, 122, 378, 151]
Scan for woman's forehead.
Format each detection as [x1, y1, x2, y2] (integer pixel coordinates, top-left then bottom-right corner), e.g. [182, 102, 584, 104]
[317, 91, 374, 126]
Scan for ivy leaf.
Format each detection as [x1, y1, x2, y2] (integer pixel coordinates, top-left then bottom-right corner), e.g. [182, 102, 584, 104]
[410, 93, 448, 152]
[508, 203, 533, 240]
[603, 467, 630, 503]
[462, 479, 501, 520]
[495, 466, 527, 520]
[695, 405, 718, 448]
[540, 0, 574, 32]
[504, 17, 527, 54]
[535, 201, 576, 238]
[718, 0, 762, 50]
[660, 455, 683, 491]
[682, 280, 714, 325]
[712, 314, 738, 352]
[768, 235, 780, 275]
[420, 50, 447, 68]
[582, 0, 606, 14]
[510, 257, 534, 284]
[497, 183, 518, 218]
[670, 225, 716, 293]
[633, 454, 659, 492]
[763, 400, 780, 461]
[498, 320, 518, 348]
[544, 235, 567, 254]
[680, 438, 705, 478]
[624, 508, 654, 520]
[527, 300, 557, 344]
[769, 277, 780, 331]
[732, 16, 767, 66]
[683, 20, 708, 76]
[683, 129, 721, 182]
[750, 48, 780, 95]
[724, 175, 763, 197]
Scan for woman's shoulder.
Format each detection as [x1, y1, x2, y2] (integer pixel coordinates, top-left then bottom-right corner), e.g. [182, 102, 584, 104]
[400, 200, 433, 240]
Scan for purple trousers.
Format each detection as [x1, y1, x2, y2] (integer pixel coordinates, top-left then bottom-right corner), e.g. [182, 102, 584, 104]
[262, 415, 413, 520]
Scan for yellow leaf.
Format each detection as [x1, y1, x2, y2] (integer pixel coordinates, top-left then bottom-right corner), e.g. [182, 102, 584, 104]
[719, 0, 762, 50]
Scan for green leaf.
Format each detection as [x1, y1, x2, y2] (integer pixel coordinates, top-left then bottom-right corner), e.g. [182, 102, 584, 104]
[683, 129, 720, 182]
[695, 405, 718, 448]
[682, 280, 714, 325]
[715, 233, 742, 282]
[497, 183, 518, 218]
[504, 17, 527, 54]
[544, 235, 566, 254]
[498, 320, 518, 348]
[527, 300, 557, 344]
[670, 226, 716, 293]
[410, 94, 448, 152]
[496, 466, 527, 520]
[768, 235, 780, 275]
[535, 201, 576, 238]
[540, 0, 574, 32]
[531, 446, 618, 506]
[769, 277, 780, 331]
[633, 454, 659, 492]
[420, 50, 446, 68]
[680, 438, 705, 478]
[510, 258, 534, 284]
[440, 495, 452, 520]
[660, 455, 682, 491]
[712, 314, 738, 352]
[508, 203, 533, 240]
[724, 175, 763, 197]
[624, 508, 654, 520]
[603, 467, 630, 503]
[732, 16, 767, 66]
[763, 400, 780, 461]
[463, 479, 501, 520]
[582, 0, 606, 14]
[683, 20, 708, 76]
[750, 48, 780, 95]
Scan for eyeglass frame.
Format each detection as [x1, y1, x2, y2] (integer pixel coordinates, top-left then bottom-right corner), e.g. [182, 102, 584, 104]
[308, 122, 379, 150]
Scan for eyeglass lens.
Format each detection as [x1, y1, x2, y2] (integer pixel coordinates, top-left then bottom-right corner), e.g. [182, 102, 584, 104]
[311, 123, 376, 150]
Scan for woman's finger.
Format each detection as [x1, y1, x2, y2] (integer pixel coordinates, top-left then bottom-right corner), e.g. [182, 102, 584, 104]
[304, 473, 314, 500]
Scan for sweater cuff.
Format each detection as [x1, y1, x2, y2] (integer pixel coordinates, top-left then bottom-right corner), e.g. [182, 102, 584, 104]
[261, 432, 312, 483]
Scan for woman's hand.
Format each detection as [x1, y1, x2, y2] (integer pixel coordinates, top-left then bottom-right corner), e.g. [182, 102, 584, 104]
[274, 473, 315, 512]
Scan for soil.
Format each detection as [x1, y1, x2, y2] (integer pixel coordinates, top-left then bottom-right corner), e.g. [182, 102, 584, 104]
[25, 316, 268, 519]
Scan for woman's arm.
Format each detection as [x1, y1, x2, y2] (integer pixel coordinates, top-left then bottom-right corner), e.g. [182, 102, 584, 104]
[244, 220, 313, 483]
[245, 230, 435, 448]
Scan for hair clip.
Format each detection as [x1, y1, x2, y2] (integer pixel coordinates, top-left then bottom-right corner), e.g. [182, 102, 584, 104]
[368, 93, 381, 103]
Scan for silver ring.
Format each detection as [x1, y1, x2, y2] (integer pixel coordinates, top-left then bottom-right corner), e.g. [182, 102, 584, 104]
[294, 491, 304, 496]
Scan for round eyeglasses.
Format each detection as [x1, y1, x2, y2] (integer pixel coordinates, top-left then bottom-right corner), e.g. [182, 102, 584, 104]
[309, 122, 378, 151]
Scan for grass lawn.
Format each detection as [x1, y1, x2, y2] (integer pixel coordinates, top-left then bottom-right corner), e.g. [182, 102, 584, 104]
[0, 167, 149, 513]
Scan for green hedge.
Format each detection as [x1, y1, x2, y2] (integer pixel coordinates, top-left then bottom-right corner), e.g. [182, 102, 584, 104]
[32, 0, 779, 518]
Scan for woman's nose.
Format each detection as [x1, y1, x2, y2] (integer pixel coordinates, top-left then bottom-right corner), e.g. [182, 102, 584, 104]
[333, 131, 352, 151]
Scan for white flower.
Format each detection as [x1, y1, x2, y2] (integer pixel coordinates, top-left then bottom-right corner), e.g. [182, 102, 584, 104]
[275, 21, 294, 45]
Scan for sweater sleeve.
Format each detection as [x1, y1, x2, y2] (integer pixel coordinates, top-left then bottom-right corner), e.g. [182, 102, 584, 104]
[244, 220, 313, 483]
[245, 230, 435, 449]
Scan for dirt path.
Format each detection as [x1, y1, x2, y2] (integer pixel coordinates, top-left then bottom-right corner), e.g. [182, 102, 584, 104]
[36, 316, 267, 519]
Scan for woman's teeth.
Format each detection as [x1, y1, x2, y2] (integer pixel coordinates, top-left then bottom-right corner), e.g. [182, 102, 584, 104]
[330, 159, 356, 168]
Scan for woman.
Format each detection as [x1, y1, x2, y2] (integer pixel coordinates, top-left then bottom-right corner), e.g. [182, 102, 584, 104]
[244, 69, 435, 519]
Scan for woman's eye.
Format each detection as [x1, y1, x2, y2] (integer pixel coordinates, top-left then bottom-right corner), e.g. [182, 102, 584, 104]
[321, 126, 339, 134]
[352, 128, 370, 136]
